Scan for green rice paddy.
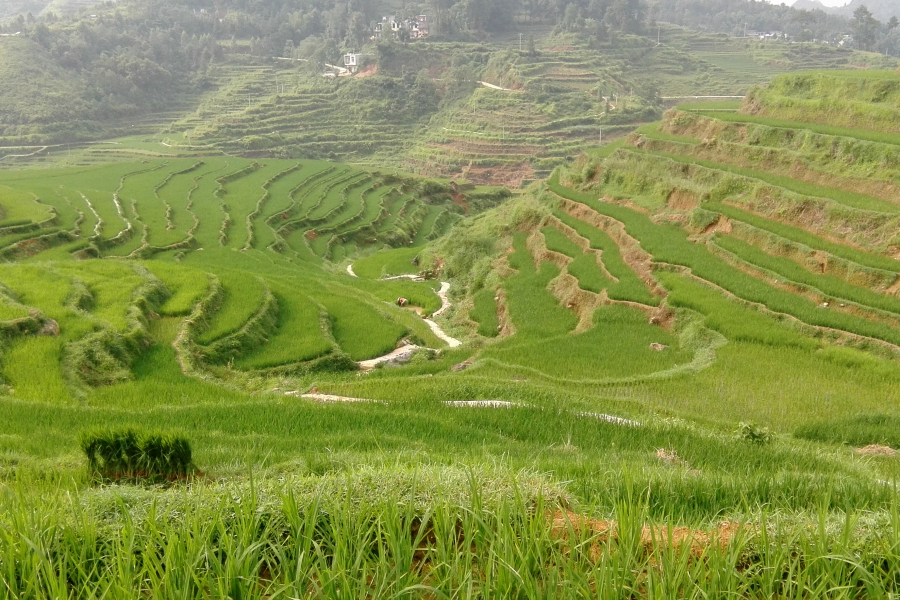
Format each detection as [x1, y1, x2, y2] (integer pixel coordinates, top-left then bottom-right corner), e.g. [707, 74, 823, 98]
[3, 68, 900, 597]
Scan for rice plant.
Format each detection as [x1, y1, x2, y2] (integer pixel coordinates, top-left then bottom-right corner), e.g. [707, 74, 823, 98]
[550, 175, 900, 346]
[352, 246, 423, 279]
[195, 271, 266, 345]
[471, 288, 500, 337]
[80, 427, 194, 478]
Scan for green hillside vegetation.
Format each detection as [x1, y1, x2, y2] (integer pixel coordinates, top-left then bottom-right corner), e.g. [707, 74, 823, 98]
[158, 29, 897, 188]
[0, 36, 88, 136]
[5, 12, 900, 595]
[743, 70, 900, 133]
[3, 20, 895, 189]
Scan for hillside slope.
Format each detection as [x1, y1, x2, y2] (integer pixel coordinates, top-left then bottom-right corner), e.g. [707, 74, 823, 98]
[169, 29, 897, 187]
[0, 36, 89, 133]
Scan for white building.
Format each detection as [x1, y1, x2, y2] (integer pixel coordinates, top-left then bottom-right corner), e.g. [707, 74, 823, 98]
[343, 53, 362, 72]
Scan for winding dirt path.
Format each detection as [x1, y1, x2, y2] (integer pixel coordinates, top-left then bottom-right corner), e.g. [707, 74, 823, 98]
[0, 146, 49, 161]
[356, 280, 461, 369]
[479, 81, 519, 92]
[292, 391, 383, 403]
[358, 344, 421, 370]
[383, 273, 424, 281]
[423, 281, 462, 347]
[432, 281, 452, 316]
[344, 268, 463, 361]
[423, 318, 462, 347]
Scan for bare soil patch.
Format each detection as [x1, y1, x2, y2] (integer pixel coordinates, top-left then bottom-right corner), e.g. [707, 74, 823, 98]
[355, 64, 377, 78]
[667, 188, 700, 211]
[855, 444, 898, 457]
[550, 272, 602, 332]
[433, 140, 541, 156]
[461, 161, 535, 187]
[550, 510, 744, 561]
[701, 215, 732, 235]
[527, 228, 570, 270]
[496, 288, 516, 337]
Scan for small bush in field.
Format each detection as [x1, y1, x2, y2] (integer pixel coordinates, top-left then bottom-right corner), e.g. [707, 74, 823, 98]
[736, 422, 774, 445]
[80, 428, 194, 479]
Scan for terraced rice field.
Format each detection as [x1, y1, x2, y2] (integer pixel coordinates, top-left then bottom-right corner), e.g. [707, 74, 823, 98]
[399, 32, 889, 187]
[6, 68, 900, 598]
[0, 157, 464, 400]
[4, 71, 900, 416]
[460, 71, 900, 410]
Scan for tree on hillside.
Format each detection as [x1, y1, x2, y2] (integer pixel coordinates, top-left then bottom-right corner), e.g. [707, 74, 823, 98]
[853, 4, 880, 51]
[791, 8, 815, 44]
[883, 15, 900, 56]
[604, 0, 647, 34]
[344, 11, 368, 50]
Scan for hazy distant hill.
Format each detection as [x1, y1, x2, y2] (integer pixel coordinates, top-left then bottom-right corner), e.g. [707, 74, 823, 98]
[40, 0, 105, 17]
[792, 0, 899, 21]
[0, 0, 101, 22]
[0, 36, 90, 129]
[0, 1, 49, 22]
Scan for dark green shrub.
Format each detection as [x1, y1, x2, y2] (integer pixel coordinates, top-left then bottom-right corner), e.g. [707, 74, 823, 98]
[736, 422, 774, 445]
[80, 428, 194, 479]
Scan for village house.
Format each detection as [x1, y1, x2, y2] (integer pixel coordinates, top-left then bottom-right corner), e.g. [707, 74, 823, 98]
[373, 15, 429, 40]
[745, 30, 786, 41]
[410, 15, 429, 39]
[343, 53, 363, 73]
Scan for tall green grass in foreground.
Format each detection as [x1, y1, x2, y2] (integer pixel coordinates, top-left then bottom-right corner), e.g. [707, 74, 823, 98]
[2, 468, 900, 599]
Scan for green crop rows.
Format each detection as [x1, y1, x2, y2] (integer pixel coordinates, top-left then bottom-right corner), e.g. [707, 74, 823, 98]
[4, 63, 900, 597]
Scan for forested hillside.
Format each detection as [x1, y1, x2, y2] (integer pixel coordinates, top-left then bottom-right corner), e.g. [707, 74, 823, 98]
[1, 0, 898, 150]
[0, 1, 220, 142]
